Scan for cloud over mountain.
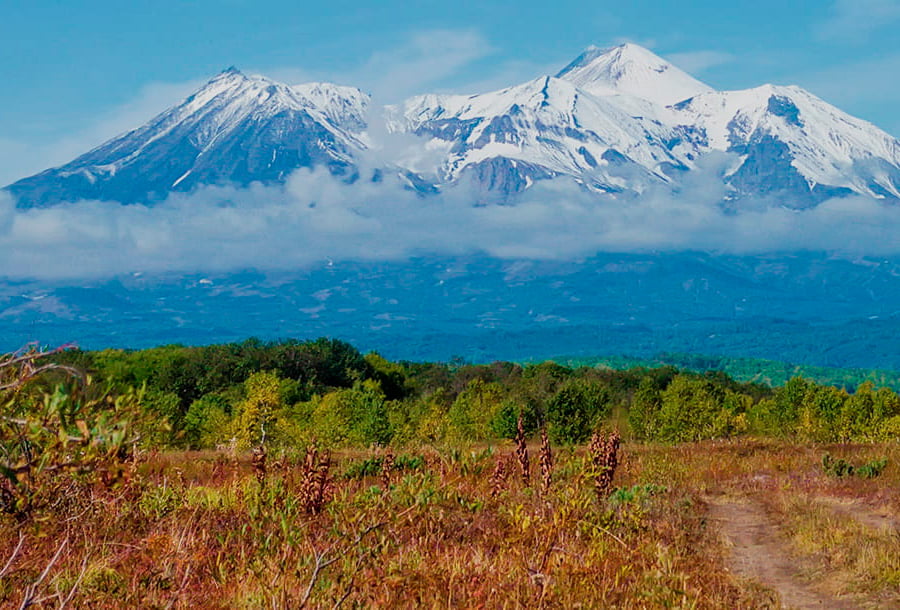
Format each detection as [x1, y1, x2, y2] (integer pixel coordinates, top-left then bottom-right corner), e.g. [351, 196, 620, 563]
[2, 159, 900, 280]
[3, 43, 900, 279]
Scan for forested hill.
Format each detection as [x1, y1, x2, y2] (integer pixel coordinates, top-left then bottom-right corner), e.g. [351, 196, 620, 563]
[44, 337, 900, 449]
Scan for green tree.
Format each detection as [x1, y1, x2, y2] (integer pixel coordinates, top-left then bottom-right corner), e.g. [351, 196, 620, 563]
[365, 352, 409, 400]
[447, 378, 506, 442]
[656, 375, 730, 442]
[547, 379, 610, 444]
[628, 377, 662, 440]
[183, 394, 233, 449]
[490, 399, 538, 440]
[309, 380, 392, 447]
[237, 371, 282, 449]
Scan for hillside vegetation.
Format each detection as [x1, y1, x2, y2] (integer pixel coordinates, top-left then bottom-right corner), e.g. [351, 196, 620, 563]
[41, 338, 900, 449]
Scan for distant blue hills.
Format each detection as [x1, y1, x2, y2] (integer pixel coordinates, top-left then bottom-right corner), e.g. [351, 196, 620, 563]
[3, 253, 899, 370]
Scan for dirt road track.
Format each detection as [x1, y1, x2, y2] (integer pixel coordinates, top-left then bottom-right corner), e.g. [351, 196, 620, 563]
[709, 498, 859, 609]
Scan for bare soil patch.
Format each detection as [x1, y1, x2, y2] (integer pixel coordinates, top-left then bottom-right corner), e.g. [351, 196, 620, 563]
[709, 497, 859, 609]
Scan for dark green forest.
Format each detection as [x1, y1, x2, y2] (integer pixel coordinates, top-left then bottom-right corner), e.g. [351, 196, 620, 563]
[39, 337, 900, 450]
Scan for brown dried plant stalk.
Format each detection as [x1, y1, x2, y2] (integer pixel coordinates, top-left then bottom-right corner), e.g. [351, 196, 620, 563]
[380, 450, 394, 490]
[251, 445, 267, 486]
[539, 427, 553, 495]
[589, 430, 621, 500]
[515, 414, 530, 485]
[299, 442, 334, 515]
[489, 453, 511, 499]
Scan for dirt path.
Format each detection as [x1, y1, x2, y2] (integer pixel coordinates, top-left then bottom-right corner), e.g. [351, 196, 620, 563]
[709, 498, 858, 609]
[816, 496, 899, 532]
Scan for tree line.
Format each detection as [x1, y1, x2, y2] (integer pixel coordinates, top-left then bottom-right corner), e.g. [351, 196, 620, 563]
[43, 337, 900, 449]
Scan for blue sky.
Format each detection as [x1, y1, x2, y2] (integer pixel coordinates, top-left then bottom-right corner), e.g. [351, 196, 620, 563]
[1, 0, 899, 185]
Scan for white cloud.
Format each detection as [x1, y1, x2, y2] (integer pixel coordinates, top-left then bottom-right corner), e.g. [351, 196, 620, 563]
[815, 0, 900, 42]
[3, 162, 900, 280]
[340, 29, 494, 103]
[666, 50, 735, 74]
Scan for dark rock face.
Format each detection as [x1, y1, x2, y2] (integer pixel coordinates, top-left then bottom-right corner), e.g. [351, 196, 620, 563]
[727, 135, 818, 205]
[766, 95, 803, 128]
[459, 157, 559, 201]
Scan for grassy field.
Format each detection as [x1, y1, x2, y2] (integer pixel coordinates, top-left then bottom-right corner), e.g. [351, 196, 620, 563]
[1, 438, 897, 608]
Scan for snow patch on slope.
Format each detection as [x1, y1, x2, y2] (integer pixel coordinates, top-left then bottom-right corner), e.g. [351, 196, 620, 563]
[557, 43, 713, 106]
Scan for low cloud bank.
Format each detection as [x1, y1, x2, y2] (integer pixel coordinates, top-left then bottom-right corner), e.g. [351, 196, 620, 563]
[1, 162, 899, 280]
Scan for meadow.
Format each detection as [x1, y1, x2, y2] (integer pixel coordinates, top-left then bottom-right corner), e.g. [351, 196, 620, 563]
[1, 341, 898, 608]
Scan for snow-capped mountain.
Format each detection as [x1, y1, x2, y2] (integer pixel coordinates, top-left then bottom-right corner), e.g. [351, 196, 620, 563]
[389, 75, 692, 197]
[6, 44, 900, 207]
[9, 68, 369, 207]
[556, 42, 713, 106]
[397, 44, 900, 203]
[670, 85, 900, 204]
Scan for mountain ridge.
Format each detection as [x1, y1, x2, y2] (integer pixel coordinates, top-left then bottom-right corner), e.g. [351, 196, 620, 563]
[7, 43, 900, 208]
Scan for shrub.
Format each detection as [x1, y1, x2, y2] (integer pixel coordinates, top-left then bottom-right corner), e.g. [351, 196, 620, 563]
[183, 394, 233, 449]
[309, 380, 392, 447]
[1, 345, 146, 520]
[628, 378, 662, 441]
[857, 458, 888, 479]
[822, 454, 854, 478]
[237, 371, 282, 449]
[877, 415, 900, 441]
[656, 376, 730, 442]
[822, 454, 888, 479]
[490, 399, 538, 440]
[547, 379, 610, 444]
[447, 378, 505, 442]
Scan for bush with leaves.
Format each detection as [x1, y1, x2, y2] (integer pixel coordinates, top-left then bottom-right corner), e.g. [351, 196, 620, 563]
[628, 377, 663, 441]
[183, 394, 233, 449]
[654, 375, 738, 442]
[490, 398, 539, 440]
[1, 345, 147, 520]
[547, 379, 610, 444]
[308, 379, 393, 447]
[447, 378, 506, 442]
[236, 371, 282, 450]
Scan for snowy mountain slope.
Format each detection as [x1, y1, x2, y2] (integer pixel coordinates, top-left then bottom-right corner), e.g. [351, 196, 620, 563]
[397, 44, 900, 203]
[5, 44, 900, 208]
[8, 69, 370, 207]
[669, 85, 900, 203]
[291, 82, 369, 130]
[390, 75, 695, 198]
[556, 43, 713, 106]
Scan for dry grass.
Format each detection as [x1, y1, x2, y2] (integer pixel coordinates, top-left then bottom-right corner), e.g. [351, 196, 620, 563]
[0, 439, 897, 607]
